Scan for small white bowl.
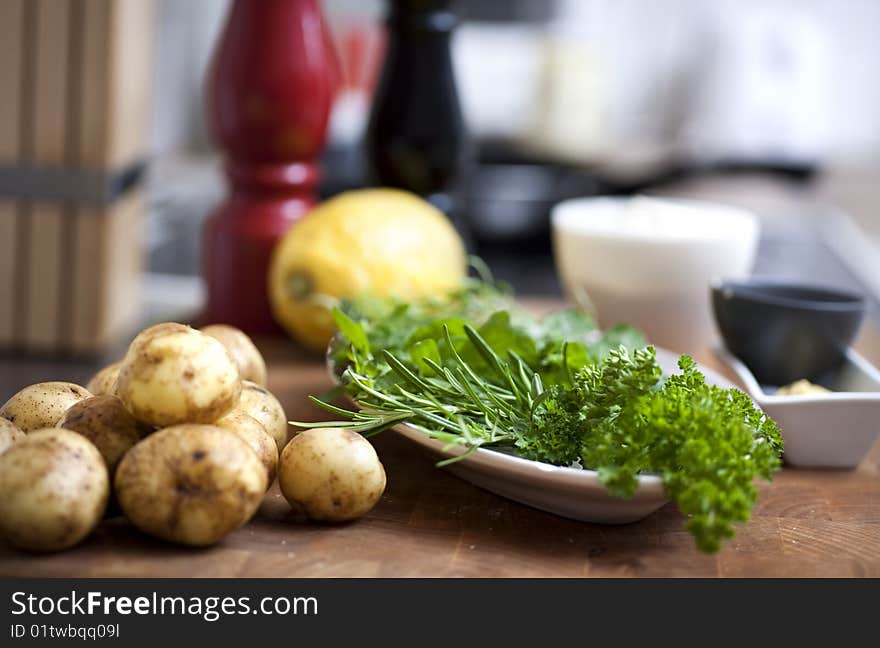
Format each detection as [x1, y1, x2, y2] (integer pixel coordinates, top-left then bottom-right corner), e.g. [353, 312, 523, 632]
[551, 196, 759, 354]
[716, 346, 880, 469]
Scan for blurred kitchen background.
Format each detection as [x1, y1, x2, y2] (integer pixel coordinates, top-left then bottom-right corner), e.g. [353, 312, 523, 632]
[2, 0, 880, 362]
[154, 0, 880, 299]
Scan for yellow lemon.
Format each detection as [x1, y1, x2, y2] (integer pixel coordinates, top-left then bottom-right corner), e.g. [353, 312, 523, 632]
[268, 188, 467, 351]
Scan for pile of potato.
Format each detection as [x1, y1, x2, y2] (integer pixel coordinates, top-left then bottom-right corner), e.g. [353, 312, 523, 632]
[0, 323, 386, 553]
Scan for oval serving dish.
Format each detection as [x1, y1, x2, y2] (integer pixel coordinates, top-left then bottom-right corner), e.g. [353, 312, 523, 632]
[332, 347, 739, 524]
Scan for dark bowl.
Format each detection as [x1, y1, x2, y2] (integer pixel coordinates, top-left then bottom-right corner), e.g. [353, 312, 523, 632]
[711, 279, 866, 387]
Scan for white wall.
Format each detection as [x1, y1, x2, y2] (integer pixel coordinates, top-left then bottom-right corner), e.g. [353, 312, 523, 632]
[148, 0, 880, 163]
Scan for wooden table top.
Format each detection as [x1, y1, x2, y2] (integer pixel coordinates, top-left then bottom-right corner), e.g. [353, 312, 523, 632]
[1, 323, 880, 578]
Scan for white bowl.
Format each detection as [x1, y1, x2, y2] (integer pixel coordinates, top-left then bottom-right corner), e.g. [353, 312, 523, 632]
[551, 196, 759, 354]
[388, 348, 737, 524]
[716, 346, 880, 469]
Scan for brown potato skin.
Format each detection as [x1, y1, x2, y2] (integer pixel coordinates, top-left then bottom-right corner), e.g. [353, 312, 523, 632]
[278, 427, 386, 522]
[115, 424, 267, 546]
[57, 395, 150, 473]
[214, 409, 278, 487]
[86, 362, 122, 396]
[0, 418, 24, 454]
[201, 324, 268, 386]
[116, 324, 241, 427]
[0, 428, 109, 552]
[0, 382, 92, 432]
[237, 381, 287, 451]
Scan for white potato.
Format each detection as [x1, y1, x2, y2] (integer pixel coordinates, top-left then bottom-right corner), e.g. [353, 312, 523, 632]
[215, 408, 278, 486]
[0, 428, 109, 552]
[57, 395, 150, 473]
[201, 324, 267, 386]
[115, 323, 242, 427]
[279, 427, 386, 522]
[0, 382, 91, 432]
[115, 424, 267, 546]
[237, 380, 287, 451]
[86, 361, 122, 396]
[0, 417, 24, 454]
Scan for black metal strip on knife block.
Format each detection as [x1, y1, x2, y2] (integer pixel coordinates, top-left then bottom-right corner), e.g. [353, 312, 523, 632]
[0, 161, 147, 206]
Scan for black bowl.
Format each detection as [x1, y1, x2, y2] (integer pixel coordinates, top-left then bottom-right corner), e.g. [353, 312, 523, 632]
[711, 279, 866, 386]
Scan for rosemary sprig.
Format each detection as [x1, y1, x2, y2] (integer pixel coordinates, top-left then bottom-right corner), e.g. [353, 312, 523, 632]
[304, 324, 526, 452]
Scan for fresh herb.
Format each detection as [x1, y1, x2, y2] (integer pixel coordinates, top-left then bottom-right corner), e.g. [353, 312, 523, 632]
[528, 350, 782, 552]
[296, 284, 782, 553]
[331, 278, 645, 387]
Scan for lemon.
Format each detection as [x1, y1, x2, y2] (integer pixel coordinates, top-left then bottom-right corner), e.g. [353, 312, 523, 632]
[268, 188, 467, 351]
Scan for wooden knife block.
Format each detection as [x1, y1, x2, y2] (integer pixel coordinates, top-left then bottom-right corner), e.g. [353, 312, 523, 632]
[0, 0, 154, 355]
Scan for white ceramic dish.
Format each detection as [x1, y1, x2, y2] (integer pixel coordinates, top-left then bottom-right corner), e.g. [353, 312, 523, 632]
[715, 346, 880, 469]
[362, 348, 738, 524]
[551, 196, 759, 354]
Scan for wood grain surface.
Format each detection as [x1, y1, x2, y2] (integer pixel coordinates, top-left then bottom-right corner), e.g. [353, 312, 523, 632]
[2, 330, 879, 578]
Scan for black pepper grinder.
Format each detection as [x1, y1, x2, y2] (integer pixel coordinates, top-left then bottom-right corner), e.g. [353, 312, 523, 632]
[365, 0, 471, 223]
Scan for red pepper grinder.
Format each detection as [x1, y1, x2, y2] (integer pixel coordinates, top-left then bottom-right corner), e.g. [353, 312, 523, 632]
[203, 0, 339, 334]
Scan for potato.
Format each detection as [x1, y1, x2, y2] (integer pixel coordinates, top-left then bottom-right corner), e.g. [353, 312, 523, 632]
[0, 418, 24, 454]
[0, 428, 109, 552]
[133, 321, 192, 339]
[57, 395, 149, 473]
[115, 424, 267, 546]
[201, 324, 267, 386]
[86, 361, 121, 396]
[116, 323, 242, 427]
[215, 409, 278, 486]
[279, 427, 386, 522]
[238, 380, 287, 451]
[0, 382, 92, 432]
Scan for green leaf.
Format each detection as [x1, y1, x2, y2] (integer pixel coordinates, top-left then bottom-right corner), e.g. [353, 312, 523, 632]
[408, 338, 441, 374]
[333, 308, 370, 355]
[540, 308, 597, 341]
[563, 341, 589, 377]
[584, 324, 647, 363]
[483, 311, 538, 361]
[409, 317, 468, 363]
